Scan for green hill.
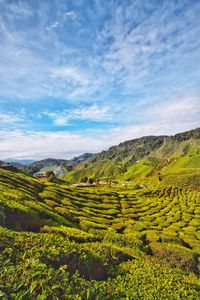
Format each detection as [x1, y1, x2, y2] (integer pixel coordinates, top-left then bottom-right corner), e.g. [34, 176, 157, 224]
[118, 139, 200, 187]
[64, 128, 200, 187]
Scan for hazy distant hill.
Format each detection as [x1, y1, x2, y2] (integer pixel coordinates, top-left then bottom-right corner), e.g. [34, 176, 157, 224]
[27, 158, 71, 175]
[4, 159, 35, 164]
[2, 154, 95, 178]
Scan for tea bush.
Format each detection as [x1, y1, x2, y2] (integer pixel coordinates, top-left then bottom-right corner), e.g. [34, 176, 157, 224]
[0, 168, 200, 298]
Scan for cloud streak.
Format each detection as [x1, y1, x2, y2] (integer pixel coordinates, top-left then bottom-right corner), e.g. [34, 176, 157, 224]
[0, 0, 199, 159]
[0, 0, 199, 103]
[0, 94, 199, 160]
[43, 104, 111, 126]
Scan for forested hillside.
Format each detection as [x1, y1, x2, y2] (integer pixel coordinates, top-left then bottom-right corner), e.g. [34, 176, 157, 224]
[64, 128, 200, 186]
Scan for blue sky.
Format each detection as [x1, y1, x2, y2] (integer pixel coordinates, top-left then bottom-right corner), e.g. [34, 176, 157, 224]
[0, 0, 200, 160]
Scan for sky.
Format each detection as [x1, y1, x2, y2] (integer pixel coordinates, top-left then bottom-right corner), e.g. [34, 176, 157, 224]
[0, 0, 200, 160]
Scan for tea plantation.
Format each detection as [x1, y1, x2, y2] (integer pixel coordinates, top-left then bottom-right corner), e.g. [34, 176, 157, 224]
[0, 168, 200, 299]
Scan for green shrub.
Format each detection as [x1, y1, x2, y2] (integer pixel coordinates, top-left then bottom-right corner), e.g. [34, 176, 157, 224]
[150, 242, 198, 273]
[41, 225, 97, 242]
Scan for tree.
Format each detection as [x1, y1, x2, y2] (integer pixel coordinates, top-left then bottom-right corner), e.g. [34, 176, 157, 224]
[45, 170, 56, 182]
[88, 178, 94, 184]
[45, 170, 55, 177]
[48, 173, 56, 183]
[80, 176, 88, 183]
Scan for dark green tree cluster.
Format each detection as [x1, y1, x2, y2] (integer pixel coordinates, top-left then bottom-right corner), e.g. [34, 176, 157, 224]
[80, 176, 94, 184]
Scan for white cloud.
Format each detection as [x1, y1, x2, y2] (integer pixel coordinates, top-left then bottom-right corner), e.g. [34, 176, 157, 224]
[43, 112, 69, 126]
[0, 0, 199, 155]
[0, 0, 199, 105]
[0, 6, 99, 101]
[146, 95, 200, 122]
[47, 21, 59, 30]
[0, 130, 106, 160]
[46, 10, 78, 31]
[72, 105, 110, 120]
[54, 116, 69, 126]
[0, 110, 199, 160]
[99, 1, 200, 93]
[5, 1, 33, 19]
[44, 104, 111, 126]
[0, 112, 24, 124]
[64, 11, 77, 22]
[106, 122, 200, 146]
[50, 67, 91, 85]
[0, 29, 97, 100]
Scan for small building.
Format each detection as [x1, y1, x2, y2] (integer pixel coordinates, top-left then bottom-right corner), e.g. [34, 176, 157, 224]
[33, 171, 48, 179]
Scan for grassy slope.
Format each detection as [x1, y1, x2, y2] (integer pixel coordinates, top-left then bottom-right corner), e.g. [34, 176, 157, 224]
[155, 140, 200, 187]
[64, 135, 167, 183]
[65, 139, 200, 190]
[64, 128, 200, 184]
[119, 157, 158, 181]
[121, 139, 200, 184]
[65, 159, 126, 183]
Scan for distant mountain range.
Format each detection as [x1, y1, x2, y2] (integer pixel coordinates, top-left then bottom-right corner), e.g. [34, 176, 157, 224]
[4, 159, 35, 164]
[0, 153, 94, 178]
[1, 128, 200, 188]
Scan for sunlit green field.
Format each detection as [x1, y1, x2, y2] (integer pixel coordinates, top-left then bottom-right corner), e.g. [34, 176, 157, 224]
[0, 168, 200, 299]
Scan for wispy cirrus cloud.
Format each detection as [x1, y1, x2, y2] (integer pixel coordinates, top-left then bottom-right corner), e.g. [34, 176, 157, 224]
[47, 21, 59, 30]
[50, 67, 92, 86]
[0, 112, 23, 124]
[4, 0, 33, 19]
[44, 104, 111, 126]
[99, 0, 200, 98]
[0, 0, 199, 104]
[146, 95, 200, 123]
[0, 0, 199, 159]
[0, 2, 99, 101]
[64, 11, 77, 22]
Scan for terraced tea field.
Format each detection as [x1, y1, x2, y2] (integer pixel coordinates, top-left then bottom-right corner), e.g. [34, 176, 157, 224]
[0, 168, 200, 299]
[40, 184, 200, 246]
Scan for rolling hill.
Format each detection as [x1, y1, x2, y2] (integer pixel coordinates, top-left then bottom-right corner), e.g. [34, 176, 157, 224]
[64, 127, 200, 187]
[0, 166, 200, 298]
